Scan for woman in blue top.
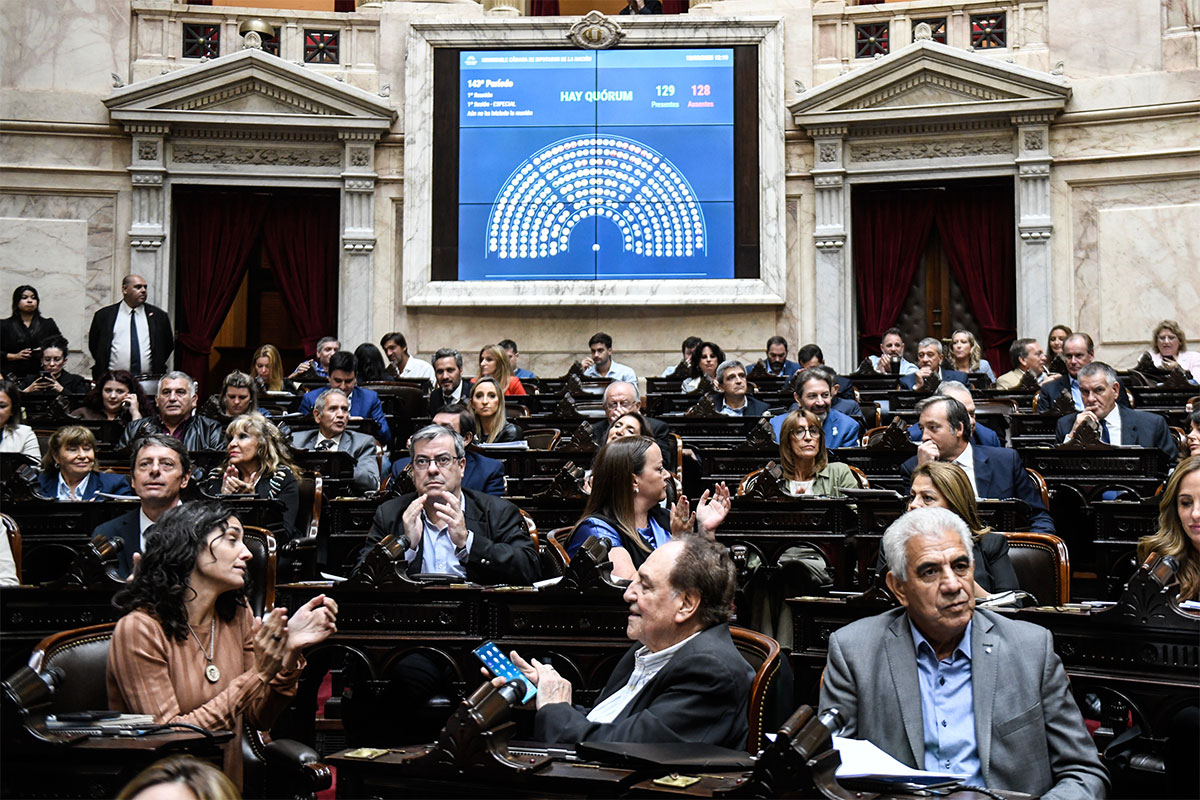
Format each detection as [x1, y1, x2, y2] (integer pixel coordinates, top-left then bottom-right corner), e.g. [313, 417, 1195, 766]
[566, 436, 730, 580]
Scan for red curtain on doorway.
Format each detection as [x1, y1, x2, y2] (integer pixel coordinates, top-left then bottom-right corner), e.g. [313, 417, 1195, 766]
[262, 194, 339, 357]
[529, 0, 559, 13]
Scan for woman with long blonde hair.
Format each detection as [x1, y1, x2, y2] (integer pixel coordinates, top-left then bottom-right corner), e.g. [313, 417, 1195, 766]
[251, 344, 298, 393]
[948, 329, 995, 380]
[478, 344, 526, 396]
[202, 412, 300, 542]
[469, 376, 524, 443]
[1137, 457, 1200, 601]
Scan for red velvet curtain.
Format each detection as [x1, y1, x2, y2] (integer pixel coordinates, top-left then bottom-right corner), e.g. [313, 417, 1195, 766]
[934, 184, 1016, 372]
[174, 192, 266, 388]
[852, 188, 936, 361]
[530, 0, 560, 14]
[261, 195, 339, 356]
[661, 0, 688, 13]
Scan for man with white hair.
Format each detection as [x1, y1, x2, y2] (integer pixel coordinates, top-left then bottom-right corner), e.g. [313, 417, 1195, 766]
[118, 371, 224, 451]
[820, 507, 1108, 799]
[590, 381, 676, 472]
[900, 338, 969, 391]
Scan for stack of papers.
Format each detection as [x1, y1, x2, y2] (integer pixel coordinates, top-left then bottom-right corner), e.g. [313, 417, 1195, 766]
[833, 736, 968, 786]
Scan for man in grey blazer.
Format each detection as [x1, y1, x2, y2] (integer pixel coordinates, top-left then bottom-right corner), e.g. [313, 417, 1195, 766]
[820, 507, 1107, 799]
[290, 388, 380, 494]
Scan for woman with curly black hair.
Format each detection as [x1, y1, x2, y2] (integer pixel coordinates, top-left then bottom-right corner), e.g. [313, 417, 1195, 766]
[107, 501, 337, 789]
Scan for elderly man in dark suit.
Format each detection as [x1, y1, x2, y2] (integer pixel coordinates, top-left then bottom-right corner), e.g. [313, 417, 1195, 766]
[900, 337, 969, 391]
[712, 360, 771, 417]
[821, 507, 1108, 798]
[390, 403, 505, 496]
[1037, 332, 1130, 412]
[291, 388, 380, 494]
[1055, 362, 1176, 458]
[87, 274, 174, 379]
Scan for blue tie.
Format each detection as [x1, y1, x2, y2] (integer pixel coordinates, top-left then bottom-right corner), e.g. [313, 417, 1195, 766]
[1100, 419, 1110, 443]
[129, 309, 141, 375]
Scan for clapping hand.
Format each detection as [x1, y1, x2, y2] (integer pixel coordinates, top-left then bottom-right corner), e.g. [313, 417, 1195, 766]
[669, 494, 695, 535]
[252, 608, 289, 679]
[694, 482, 731, 536]
[282, 595, 338, 669]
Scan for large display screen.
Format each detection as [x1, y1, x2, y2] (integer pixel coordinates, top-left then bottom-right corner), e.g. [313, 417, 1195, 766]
[455, 48, 736, 281]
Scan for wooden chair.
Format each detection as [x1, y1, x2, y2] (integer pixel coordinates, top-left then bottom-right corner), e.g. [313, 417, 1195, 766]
[1004, 531, 1071, 606]
[2, 512, 21, 585]
[846, 464, 870, 489]
[518, 508, 539, 552]
[735, 467, 765, 497]
[504, 401, 530, 418]
[729, 626, 782, 754]
[241, 525, 277, 614]
[543, 525, 574, 578]
[522, 428, 561, 450]
[1025, 467, 1050, 509]
[1168, 426, 1187, 458]
[670, 433, 684, 483]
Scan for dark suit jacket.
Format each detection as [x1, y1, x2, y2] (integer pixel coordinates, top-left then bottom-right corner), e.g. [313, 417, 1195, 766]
[820, 608, 1108, 799]
[87, 302, 173, 379]
[299, 386, 390, 445]
[713, 395, 771, 417]
[2, 315, 62, 377]
[93, 508, 142, 579]
[618, 0, 662, 13]
[535, 623, 754, 750]
[428, 381, 471, 416]
[291, 428, 380, 494]
[1054, 405, 1176, 458]
[391, 449, 505, 496]
[118, 414, 226, 452]
[908, 421, 1002, 448]
[901, 445, 1054, 533]
[359, 488, 538, 584]
[38, 470, 132, 500]
[832, 395, 863, 422]
[592, 416, 676, 472]
[898, 367, 969, 390]
[1037, 375, 1130, 411]
[202, 467, 300, 544]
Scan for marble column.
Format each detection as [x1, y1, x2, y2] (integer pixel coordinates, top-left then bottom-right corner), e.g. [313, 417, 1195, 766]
[340, 133, 381, 345]
[1013, 114, 1054, 343]
[482, 0, 522, 17]
[125, 124, 170, 304]
[810, 127, 854, 371]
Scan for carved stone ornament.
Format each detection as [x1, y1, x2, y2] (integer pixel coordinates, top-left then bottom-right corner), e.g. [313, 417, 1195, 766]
[818, 142, 838, 163]
[567, 11, 626, 50]
[1023, 129, 1045, 151]
[350, 147, 371, 167]
[173, 144, 342, 168]
[850, 137, 1012, 163]
[136, 140, 158, 161]
[914, 22, 933, 41]
[242, 31, 265, 51]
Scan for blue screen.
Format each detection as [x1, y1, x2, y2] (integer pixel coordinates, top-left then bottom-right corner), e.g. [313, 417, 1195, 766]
[458, 48, 735, 281]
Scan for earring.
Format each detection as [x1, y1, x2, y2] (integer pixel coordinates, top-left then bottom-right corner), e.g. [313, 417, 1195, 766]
[634, 485, 639, 494]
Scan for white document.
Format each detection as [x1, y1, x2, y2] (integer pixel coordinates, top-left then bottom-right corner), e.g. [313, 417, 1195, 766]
[833, 736, 969, 784]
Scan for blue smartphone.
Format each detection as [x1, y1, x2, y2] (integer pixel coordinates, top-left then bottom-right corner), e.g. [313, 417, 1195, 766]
[473, 641, 536, 703]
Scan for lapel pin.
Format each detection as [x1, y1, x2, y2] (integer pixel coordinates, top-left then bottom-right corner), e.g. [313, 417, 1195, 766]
[984, 646, 992, 654]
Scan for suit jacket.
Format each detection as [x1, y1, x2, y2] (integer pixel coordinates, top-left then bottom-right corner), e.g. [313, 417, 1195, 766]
[592, 416, 676, 473]
[899, 367, 969, 391]
[359, 488, 538, 584]
[1037, 375, 1130, 411]
[760, 359, 801, 379]
[298, 386, 390, 445]
[390, 449, 505, 496]
[820, 607, 1108, 799]
[291, 428, 380, 494]
[1054, 405, 1176, 458]
[118, 414, 225, 453]
[535, 623, 754, 750]
[770, 406, 862, 449]
[93, 508, 142, 579]
[1, 315, 63, 378]
[87, 302, 173, 379]
[901, 445, 1054, 534]
[908, 421, 1002, 448]
[38, 470, 132, 500]
[428, 381, 471, 416]
[832, 395, 864, 423]
[713, 395, 771, 417]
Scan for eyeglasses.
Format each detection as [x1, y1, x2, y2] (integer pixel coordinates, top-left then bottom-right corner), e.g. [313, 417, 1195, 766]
[412, 454, 459, 471]
[604, 399, 637, 411]
[790, 427, 821, 440]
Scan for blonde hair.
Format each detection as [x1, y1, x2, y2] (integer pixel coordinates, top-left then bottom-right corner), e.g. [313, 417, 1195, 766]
[1137, 457, 1200, 601]
[222, 411, 297, 478]
[910, 461, 991, 540]
[1152, 319, 1188, 354]
[479, 344, 516, 393]
[253, 344, 285, 392]
[117, 755, 239, 800]
[779, 408, 828, 480]
[470, 376, 509, 443]
[951, 329, 983, 372]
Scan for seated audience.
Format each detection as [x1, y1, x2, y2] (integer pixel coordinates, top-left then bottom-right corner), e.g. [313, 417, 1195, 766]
[215, 370, 257, 418]
[429, 348, 469, 415]
[353, 342, 389, 383]
[760, 335, 801, 378]
[605, 410, 648, 443]
[381, 332, 436, 382]
[390, 403, 504, 496]
[119, 372, 225, 452]
[72, 369, 149, 421]
[770, 367, 862, 449]
[797, 344, 856, 399]
[906, 381, 1002, 448]
[478, 344, 527, 396]
[713, 360, 770, 416]
[291, 388, 380, 495]
[820, 507, 1108, 798]
[901, 395, 1055, 533]
[116, 755, 239, 800]
[470, 376, 525, 444]
[357, 425, 539, 583]
[1037, 332, 1130, 412]
[499, 338, 537, 380]
[867, 327, 917, 375]
[1047, 323, 1072, 360]
[947, 329, 995, 381]
[1137, 456, 1199, 602]
[591, 382, 676, 472]
[94, 434, 191, 578]
[288, 335, 339, 381]
[0, 380, 41, 459]
[501, 537, 753, 749]
[107, 501, 337, 790]
[1147, 319, 1200, 383]
[582, 332, 638, 384]
[566, 436, 730, 580]
[620, 0, 663, 14]
[38, 425, 132, 500]
[772, 409, 858, 497]
[660, 335, 701, 378]
[1, 284, 61, 379]
[904, 462, 1018, 596]
[21, 336, 90, 395]
[900, 337, 969, 391]
[252, 344, 300, 394]
[202, 413, 300, 543]
[681, 341, 724, 393]
[1188, 410, 1200, 458]
[297, 352, 390, 446]
[1055, 362, 1176, 459]
[994, 337, 1050, 390]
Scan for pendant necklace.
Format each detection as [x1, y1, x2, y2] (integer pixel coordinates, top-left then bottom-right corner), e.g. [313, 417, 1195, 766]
[188, 616, 221, 683]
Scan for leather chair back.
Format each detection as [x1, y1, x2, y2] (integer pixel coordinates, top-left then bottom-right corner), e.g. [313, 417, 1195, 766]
[729, 626, 782, 754]
[1005, 531, 1070, 605]
[242, 525, 276, 615]
[542, 526, 573, 578]
[29, 623, 116, 714]
[2, 513, 21, 584]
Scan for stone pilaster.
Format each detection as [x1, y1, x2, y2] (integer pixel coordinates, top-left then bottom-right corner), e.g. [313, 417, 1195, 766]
[340, 132, 381, 345]
[1014, 113, 1054, 342]
[126, 124, 170, 301]
[810, 127, 853, 371]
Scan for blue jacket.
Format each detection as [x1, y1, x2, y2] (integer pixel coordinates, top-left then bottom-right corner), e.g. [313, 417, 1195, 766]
[513, 367, 537, 380]
[38, 470, 132, 501]
[391, 449, 506, 496]
[770, 405, 862, 449]
[901, 445, 1055, 534]
[761, 359, 801, 379]
[908, 421, 1002, 448]
[898, 368, 969, 390]
[299, 385, 390, 445]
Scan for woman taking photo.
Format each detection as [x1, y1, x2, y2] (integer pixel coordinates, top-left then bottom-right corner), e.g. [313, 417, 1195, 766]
[905, 461, 1020, 596]
[0, 380, 40, 460]
[681, 341, 725, 393]
[251, 344, 299, 394]
[1138, 456, 1200, 602]
[202, 412, 300, 543]
[107, 502, 337, 789]
[1, 285, 62, 379]
[948, 329, 995, 381]
[38, 425, 131, 500]
[478, 344, 527, 396]
[566, 435, 730, 580]
[469, 376, 524, 444]
[770, 409, 858, 497]
[71, 369, 149, 421]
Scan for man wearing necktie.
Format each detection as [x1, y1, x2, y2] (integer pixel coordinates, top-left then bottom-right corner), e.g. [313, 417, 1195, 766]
[1036, 332, 1130, 412]
[1055, 362, 1177, 458]
[289, 388, 380, 494]
[87, 274, 174, 379]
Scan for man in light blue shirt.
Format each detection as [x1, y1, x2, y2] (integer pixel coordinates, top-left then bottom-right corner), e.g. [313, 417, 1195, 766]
[867, 327, 918, 375]
[582, 332, 638, 385]
[911, 618, 983, 786]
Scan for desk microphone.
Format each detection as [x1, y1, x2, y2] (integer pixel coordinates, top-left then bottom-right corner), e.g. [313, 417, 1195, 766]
[817, 707, 845, 736]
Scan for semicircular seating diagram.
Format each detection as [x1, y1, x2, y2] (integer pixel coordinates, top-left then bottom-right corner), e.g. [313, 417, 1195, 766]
[485, 134, 707, 261]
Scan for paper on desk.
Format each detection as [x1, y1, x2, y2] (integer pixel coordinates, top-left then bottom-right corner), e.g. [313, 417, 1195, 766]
[833, 736, 969, 784]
